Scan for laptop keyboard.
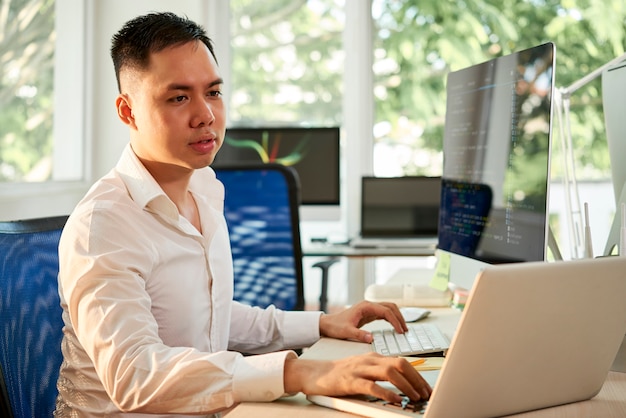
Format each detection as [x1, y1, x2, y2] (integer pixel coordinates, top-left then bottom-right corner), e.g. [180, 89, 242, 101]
[371, 323, 450, 356]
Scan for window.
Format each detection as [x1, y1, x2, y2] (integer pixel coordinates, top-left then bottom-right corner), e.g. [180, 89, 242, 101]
[228, 0, 348, 224]
[372, 0, 626, 181]
[0, 0, 55, 182]
[0, 0, 84, 185]
[229, 0, 345, 126]
[0, 0, 86, 221]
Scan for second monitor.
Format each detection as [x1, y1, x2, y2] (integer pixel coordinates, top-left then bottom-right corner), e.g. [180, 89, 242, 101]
[212, 126, 341, 207]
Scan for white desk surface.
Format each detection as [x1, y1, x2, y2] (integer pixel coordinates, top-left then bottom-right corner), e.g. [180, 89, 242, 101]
[302, 243, 436, 257]
[226, 270, 626, 418]
[225, 370, 626, 418]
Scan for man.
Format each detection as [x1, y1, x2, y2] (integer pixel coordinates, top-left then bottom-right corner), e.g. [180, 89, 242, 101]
[55, 12, 431, 417]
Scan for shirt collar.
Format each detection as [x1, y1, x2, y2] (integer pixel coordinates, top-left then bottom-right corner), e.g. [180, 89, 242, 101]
[115, 144, 224, 221]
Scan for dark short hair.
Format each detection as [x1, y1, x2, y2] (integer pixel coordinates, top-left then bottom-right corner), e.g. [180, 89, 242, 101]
[110, 12, 217, 92]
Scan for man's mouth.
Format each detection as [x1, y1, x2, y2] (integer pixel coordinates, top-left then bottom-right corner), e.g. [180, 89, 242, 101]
[189, 137, 217, 153]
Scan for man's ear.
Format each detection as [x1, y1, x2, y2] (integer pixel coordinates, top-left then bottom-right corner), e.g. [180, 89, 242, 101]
[116, 94, 136, 129]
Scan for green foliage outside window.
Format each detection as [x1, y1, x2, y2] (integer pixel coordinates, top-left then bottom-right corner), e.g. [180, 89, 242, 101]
[231, 0, 625, 180]
[373, 0, 626, 179]
[230, 0, 343, 126]
[0, 0, 55, 182]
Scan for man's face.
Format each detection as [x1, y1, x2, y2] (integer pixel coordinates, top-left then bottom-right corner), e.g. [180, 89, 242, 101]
[117, 41, 225, 175]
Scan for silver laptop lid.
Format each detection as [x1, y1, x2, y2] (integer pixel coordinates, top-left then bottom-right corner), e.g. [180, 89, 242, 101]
[425, 256, 626, 418]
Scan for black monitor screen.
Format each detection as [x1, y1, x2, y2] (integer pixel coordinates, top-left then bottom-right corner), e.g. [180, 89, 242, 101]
[438, 42, 555, 263]
[212, 127, 340, 205]
[361, 176, 441, 238]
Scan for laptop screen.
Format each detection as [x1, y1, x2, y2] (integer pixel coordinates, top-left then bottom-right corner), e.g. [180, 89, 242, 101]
[360, 176, 441, 238]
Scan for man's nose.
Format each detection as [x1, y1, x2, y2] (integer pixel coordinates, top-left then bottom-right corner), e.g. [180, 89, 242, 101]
[192, 100, 216, 127]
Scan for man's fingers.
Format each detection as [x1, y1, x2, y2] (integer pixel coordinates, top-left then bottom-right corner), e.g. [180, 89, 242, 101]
[356, 329, 373, 343]
[378, 302, 408, 333]
[354, 355, 431, 402]
[365, 381, 404, 404]
[388, 368, 431, 401]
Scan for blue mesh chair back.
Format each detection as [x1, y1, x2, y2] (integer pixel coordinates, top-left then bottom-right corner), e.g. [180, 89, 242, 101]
[0, 216, 68, 418]
[215, 164, 305, 311]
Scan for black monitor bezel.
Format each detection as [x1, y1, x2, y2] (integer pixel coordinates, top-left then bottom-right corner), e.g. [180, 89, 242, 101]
[213, 126, 341, 206]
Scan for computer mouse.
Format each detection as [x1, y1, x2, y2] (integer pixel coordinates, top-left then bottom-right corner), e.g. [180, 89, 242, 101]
[400, 307, 431, 322]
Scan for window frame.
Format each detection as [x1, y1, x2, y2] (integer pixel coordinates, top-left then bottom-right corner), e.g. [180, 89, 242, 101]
[0, 0, 91, 221]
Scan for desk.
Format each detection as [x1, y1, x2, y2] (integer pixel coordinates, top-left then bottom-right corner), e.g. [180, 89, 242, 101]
[303, 244, 437, 311]
[226, 372, 626, 417]
[302, 243, 437, 257]
[226, 307, 626, 418]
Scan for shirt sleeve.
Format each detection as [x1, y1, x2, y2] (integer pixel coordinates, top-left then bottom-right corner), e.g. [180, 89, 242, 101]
[228, 301, 322, 354]
[232, 350, 298, 402]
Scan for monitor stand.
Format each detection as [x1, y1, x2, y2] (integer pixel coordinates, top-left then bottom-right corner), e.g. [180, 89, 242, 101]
[612, 333, 626, 373]
[604, 184, 626, 256]
[548, 226, 563, 260]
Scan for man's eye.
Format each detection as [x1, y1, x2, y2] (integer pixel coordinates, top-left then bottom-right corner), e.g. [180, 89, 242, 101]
[208, 90, 222, 98]
[168, 95, 187, 103]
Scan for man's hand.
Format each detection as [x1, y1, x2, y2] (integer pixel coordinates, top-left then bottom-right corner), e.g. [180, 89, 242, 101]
[319, 300, 408, 343]
[284, 353, 432, 404]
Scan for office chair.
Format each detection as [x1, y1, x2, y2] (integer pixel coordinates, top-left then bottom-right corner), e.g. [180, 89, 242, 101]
[215, 164, 305, 311]
[0, 215, 68, 418]
[311, 258, 339, 313]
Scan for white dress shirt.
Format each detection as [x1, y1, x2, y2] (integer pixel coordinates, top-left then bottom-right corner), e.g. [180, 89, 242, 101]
[55, 144, 322, 417]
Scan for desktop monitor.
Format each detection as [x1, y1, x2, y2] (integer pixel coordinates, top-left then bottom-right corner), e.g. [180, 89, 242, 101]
[212, 127, 341, 210]
[437, 42, 556, 290]
[602, 60, 626, 255]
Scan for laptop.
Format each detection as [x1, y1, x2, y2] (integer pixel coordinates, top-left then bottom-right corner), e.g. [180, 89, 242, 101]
[350, 176, 440, 249]
[307, 256, 626, 417]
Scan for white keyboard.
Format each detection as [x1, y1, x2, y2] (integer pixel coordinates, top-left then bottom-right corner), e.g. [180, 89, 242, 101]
[371, 323, 450, 356]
